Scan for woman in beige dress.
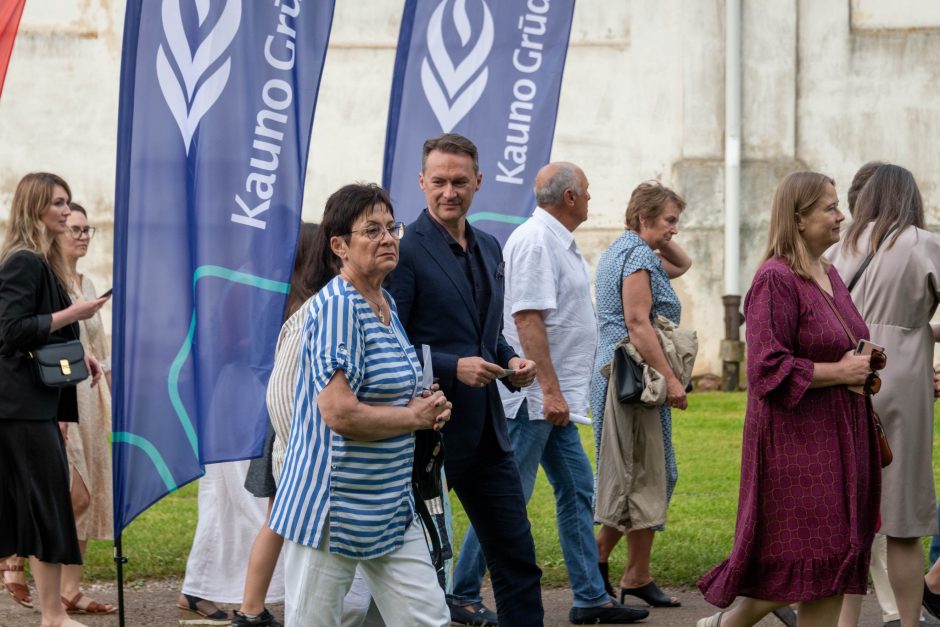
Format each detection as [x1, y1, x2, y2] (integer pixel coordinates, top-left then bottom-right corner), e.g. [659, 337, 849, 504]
[55, 203, 115, 615]
[827, 164, 940, 627]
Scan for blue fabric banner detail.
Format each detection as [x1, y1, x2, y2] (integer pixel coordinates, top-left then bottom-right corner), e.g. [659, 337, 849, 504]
[111, 0, 335, 534]
[383, 0, 576, 244]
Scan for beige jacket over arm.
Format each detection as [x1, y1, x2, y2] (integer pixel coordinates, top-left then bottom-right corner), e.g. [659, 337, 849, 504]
[594, 316, 697, 532]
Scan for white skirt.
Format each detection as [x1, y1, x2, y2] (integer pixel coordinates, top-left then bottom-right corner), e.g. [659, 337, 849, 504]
[181, 460, 286, 603]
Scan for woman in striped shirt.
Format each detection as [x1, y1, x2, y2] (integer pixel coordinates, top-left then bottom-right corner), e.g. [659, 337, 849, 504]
[270, 184, 452, 627]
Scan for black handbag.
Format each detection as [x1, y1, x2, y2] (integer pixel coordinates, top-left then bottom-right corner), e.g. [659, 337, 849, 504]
[28, 340, 89, 387]
[412, 429, 452, 590]
[613, 344, 644, 404]
[612, 244, 645, 404]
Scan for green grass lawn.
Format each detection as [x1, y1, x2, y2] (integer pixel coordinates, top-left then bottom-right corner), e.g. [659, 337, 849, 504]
[81, 391, 940, 588]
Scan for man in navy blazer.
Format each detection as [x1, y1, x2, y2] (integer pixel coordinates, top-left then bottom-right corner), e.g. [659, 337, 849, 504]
[388, 133, 544, 626]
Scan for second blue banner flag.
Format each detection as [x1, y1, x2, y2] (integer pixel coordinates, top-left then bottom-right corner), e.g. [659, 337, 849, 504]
[383, 0, 576, 244]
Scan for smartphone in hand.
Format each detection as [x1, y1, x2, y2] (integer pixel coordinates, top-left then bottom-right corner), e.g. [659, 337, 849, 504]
[849, 339, 885, 394]
[855, 339, 884, 356]
[99, 288, 113, 299]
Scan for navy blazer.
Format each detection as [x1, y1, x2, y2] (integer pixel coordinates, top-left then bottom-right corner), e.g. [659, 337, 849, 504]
[388, 210, 518, 461]
[0, 251, 79, 422]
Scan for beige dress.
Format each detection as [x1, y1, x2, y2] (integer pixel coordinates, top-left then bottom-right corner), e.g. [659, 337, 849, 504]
[66, 275, 114, 540]
[828, 224, 940, 537]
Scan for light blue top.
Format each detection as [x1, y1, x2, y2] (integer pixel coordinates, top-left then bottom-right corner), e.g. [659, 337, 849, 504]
[590, 230, 683, 520]
[592, 229, 682, 375]
[270, 276, 421, 559]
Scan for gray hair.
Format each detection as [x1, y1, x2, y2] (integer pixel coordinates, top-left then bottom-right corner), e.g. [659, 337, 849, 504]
[535, 164, 583, 206]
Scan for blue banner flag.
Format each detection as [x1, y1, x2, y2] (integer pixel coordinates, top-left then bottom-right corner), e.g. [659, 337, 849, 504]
[383, 0, 575, 243]
[112, 0, 335, 534]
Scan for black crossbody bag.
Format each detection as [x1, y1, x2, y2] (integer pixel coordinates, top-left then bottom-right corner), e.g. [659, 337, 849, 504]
[28, 340, 88, 387]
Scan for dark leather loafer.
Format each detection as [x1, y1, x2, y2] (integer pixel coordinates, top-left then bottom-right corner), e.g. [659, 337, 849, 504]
[569, 600, 649, 624]
[924, 580, 940, 621]
[448, 600, 499, 626]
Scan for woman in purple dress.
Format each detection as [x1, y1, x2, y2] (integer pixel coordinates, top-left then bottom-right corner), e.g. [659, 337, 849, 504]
[696, 171, 883, 627]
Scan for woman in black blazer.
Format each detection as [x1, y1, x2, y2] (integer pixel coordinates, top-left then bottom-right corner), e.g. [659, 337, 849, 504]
[0, 172, 107, 627]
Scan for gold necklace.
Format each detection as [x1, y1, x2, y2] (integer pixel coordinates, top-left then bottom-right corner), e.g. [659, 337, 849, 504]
[362, 293, 387, 324]
[341, 273, 387, 323]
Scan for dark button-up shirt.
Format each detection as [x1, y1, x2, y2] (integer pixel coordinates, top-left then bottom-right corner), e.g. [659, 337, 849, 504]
[428, 211, 491, 325]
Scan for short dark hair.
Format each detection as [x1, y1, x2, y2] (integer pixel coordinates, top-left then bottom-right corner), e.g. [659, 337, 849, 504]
[308, 183, 395, 293]
[68, 202, 87, 217]
[422, 133, 479, 173]
[286, 222, 319, 319]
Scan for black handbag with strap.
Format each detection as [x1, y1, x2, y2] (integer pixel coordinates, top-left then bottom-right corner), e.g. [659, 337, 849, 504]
[28, 339, 88, 388]
[612, 245, 645, 404]
[613, 344, 645, 404]
[412, 429, 451, 590]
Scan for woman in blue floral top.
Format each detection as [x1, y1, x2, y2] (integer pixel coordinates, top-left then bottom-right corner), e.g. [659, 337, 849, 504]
[591, 181, 692, 609]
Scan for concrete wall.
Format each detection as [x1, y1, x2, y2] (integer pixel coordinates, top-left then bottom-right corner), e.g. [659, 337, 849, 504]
[1, 0, 938, 375]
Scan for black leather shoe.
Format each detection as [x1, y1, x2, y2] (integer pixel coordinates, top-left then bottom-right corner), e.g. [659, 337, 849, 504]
[448, 600, 499, 626]
[771, 606, 797, 627]
[231, 608, 283, 627]
[569, 600, 649, 624]
[925, 580, 940, 621]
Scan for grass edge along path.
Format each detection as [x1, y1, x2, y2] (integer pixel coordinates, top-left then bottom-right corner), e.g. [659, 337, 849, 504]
[82, 392, 940, 588]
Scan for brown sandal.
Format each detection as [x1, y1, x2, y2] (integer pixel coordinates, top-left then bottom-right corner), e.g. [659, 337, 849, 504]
[1, 560, 33, 609]
[62, 592, 116, 614]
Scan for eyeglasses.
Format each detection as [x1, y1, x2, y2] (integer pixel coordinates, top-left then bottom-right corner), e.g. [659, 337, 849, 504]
[869, 349, 887, 371]
[67, 226, 96, 240]
[347, 222, 405, 241]
[864, 372, 882, 395]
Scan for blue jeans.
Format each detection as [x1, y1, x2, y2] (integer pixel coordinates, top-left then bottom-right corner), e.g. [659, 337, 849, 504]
[930, 501, 940, 564]
[449, 400, 608, 608]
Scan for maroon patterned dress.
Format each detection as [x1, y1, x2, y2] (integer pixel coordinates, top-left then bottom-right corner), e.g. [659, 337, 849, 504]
[698, 258, 881, 607]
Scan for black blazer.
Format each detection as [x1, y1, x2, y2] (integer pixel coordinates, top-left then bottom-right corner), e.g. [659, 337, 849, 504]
[0, 250, 79, 421]
[388, 210, 517, 462]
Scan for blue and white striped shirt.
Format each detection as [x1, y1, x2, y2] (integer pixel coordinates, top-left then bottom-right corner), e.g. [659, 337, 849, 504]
[269, 276, 421, 559]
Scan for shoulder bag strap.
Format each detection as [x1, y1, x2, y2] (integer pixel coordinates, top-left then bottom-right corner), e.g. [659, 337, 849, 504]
[846, 252, 875, 293]
[846, 224, 899, 292]
[812, 279, 858, 347]
[618, 244, 642, 321]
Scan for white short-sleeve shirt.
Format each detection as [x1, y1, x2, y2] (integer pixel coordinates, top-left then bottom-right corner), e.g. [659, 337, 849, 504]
[499, 208, 597, 421]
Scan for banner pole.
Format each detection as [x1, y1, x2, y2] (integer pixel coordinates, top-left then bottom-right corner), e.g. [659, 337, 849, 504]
[114, 533, 128, 627]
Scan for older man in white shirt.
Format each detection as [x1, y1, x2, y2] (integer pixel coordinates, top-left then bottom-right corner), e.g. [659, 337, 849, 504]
[448, 163, 648, 625]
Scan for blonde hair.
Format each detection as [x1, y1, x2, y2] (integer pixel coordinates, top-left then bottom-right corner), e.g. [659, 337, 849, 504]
[1, 172, 72, 287]
[761, 170, 835, 279]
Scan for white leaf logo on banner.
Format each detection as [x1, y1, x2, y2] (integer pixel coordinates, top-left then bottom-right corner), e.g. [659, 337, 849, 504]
[421, 0, 494, 132]
[156, 0, 241, 154]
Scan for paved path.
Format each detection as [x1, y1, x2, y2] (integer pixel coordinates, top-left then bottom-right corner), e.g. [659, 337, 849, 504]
[1, 578, 896, 626]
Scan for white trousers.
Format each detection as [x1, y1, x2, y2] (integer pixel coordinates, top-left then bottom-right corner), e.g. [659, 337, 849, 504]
[341, 572, 384, 627]
[182, 461, 285, 603]
[870, 533, 900, 623]
[284, 521, 449, 627]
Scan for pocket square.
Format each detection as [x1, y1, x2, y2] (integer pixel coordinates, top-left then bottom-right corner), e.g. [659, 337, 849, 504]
[495, 262, 505, 279]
